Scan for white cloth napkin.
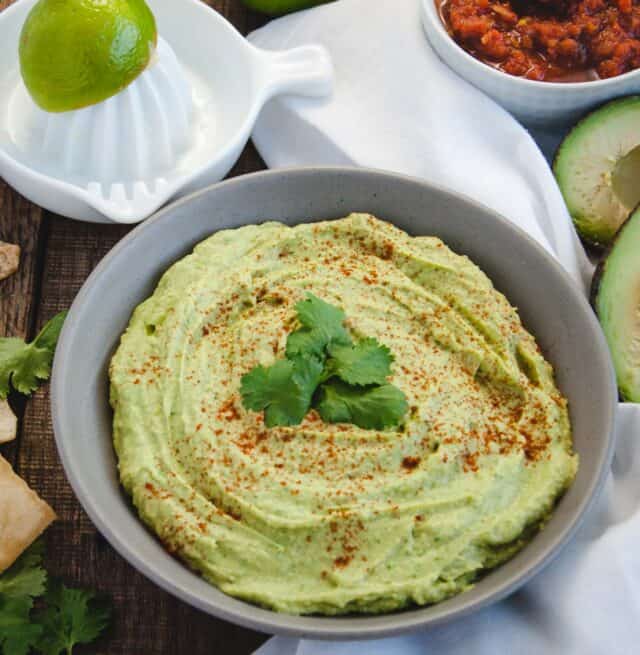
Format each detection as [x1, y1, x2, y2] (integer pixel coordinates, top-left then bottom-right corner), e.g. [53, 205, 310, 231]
[247, 1, 640, 653]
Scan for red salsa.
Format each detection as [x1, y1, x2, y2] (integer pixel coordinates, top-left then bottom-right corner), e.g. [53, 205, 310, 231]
[439, 0, 640, 81]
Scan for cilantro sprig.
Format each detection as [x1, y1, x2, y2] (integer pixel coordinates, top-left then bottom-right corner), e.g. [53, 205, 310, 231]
[35, 581, 111, 655]
[0, 541, 111, 655]
[0, 542, 47, 601]
[0, 595, 43, 655]
[0, 312, 67, 400]
[240, 293, 407, 429]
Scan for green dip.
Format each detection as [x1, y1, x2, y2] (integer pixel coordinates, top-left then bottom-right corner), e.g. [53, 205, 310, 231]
[110, 214, 577, 615]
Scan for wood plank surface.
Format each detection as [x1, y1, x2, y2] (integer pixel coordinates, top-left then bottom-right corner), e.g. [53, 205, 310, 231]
[1, 1, 272, 652]
[0, 0, 48, 463]
[0, 179, 45, 469]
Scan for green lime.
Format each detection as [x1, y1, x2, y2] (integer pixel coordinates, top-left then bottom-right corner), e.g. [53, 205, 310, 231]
[19, 0, 157, 113]
[243, 0, 332, 15]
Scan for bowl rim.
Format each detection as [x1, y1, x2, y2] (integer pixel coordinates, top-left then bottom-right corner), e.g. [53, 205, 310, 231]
[422, 0, 640, 91]
[51, 166, 618, 639]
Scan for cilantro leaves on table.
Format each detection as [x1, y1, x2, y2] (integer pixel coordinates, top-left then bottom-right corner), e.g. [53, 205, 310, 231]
[316, 380, 409, 431]
[0, 544, 46, 655]
[34, 582, 111, 655]
[0, 596, 43, 655]
[0, 311, 68, 400]
[0, 542, 47, 600]
[240, 293, 407, 430]
[0, 541, 111, 655]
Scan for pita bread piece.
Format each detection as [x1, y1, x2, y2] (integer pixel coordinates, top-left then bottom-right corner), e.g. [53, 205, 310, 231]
[0, 454, 55, 572]
[0, 400, 17, 443]
[0, 241, 20, 281]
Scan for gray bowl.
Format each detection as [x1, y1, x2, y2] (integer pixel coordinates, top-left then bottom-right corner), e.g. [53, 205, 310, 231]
[51, 167, 617, 640]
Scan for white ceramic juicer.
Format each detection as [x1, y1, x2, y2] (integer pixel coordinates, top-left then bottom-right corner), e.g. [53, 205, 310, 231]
[0, 0, 334, 223]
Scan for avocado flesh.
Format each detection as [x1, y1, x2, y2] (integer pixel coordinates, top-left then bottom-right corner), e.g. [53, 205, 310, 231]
[593, 208, 640, 402]
[554, 96, 640, 247]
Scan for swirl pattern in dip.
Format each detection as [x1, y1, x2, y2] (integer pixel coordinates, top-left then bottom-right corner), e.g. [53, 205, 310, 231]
[110, 214, 577, 615]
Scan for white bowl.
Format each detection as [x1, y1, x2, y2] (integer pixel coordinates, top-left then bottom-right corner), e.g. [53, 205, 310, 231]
[0, 0, 333, 223]
[421, 0, 640, 127]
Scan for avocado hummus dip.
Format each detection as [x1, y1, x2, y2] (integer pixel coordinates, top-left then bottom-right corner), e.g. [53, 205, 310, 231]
[110, 214, 577, 615]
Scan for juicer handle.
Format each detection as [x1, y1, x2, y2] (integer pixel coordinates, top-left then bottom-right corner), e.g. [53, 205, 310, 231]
[260, 44, 334, 100]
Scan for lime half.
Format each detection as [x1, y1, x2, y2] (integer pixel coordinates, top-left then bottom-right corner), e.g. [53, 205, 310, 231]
[19, 0, 158, 113]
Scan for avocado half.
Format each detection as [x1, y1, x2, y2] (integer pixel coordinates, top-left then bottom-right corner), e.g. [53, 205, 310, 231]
[554, 96, 640, 248]
[591, 206, 640, 402]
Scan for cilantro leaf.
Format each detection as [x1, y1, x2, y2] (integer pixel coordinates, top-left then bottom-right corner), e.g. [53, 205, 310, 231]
[0, 542, 46, 655]
[285, 328, 326, 359]
[0, 541, 47, 600]
[0, 340, 25, 400]
[0, 595, 43, 655]
[295, 293, 348, 335]
[240, 356, 323, 427]
[315, 380, 408, 430]
[290, 355, 325, 400]
[31, 313, 67, 353]
[35, 580, 111, 655]
[293, 294, 351, 350]
[0, 311, 68, 399]
[326, 337, 394, 386]
[285, 294, 352, 359]
[0, 541, 111, 655]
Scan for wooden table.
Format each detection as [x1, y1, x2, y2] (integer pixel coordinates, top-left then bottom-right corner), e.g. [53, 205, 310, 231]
[0, 2, 272, 652]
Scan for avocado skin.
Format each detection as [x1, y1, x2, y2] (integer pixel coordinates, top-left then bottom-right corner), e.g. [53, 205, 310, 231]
[553, 95, 640, 250]
[589, 230, 609, 309]
[590, 205, 640, 402]
[590, 256, 619, 401]
[242, 0, 332, 15]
